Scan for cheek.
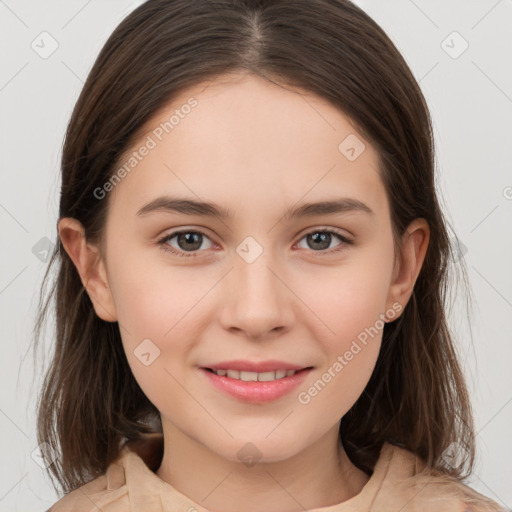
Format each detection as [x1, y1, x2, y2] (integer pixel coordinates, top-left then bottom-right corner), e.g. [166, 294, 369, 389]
[110, 263, 200, 414]
[109, 251, 211, 342]
[297, 274, 386, 420]
[301, 258, 391, 343]
[106, 260, 211, 401]
[295, 256, 390, 405]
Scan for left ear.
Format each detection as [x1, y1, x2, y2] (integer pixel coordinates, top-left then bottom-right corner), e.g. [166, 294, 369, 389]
[386, 218, 430, 317]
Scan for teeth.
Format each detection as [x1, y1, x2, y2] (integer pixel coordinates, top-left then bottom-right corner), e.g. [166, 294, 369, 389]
[213, 369, 299, 381]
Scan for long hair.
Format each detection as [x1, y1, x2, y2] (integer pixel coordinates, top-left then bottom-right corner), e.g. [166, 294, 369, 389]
[32, 0, 476, 495]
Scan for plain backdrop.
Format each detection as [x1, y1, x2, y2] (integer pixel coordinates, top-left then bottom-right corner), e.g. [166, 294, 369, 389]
[1, 1, 511, 510]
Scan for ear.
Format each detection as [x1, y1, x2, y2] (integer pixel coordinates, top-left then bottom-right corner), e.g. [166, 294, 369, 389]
[385, 218, 430, 320]
[58, 217, 117, 322]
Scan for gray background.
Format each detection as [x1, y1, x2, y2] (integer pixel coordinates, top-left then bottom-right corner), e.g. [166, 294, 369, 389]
[1, 0, 511, 510]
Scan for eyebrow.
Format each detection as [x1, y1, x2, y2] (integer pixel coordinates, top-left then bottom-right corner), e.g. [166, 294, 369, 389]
[136, 195, 375, 220]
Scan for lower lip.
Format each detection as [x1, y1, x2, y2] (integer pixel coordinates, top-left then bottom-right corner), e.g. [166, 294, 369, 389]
[201, 368, 312, 403]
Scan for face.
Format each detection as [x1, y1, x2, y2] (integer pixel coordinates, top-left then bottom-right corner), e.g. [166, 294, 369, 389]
[77, 72, 413, 463]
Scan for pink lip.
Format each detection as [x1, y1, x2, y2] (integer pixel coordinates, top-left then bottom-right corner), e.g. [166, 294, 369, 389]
[203, 360, 309, 372]
[200, 367, 313, 403]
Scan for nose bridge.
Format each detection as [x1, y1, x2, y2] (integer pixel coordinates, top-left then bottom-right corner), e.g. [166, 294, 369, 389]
[220, 237, 293, 337]
[234, 239, 282, 307]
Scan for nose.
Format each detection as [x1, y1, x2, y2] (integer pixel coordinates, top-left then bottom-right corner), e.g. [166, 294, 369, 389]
[218, 251, 295, 340]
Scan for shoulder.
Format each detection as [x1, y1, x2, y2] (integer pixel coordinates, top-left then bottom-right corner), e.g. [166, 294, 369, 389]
[373, 442, 506, 512]
[391, 471, 505, 512]
[390, 472, 506, 512]
[47, 453, 130, 511]
[47, 433, 165, 512]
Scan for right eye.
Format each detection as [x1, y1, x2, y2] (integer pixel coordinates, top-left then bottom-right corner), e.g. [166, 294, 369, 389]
[157, 230, 215, 258]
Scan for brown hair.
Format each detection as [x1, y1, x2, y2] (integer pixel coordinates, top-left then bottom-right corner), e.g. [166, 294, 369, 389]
[33, 0, 476, 495]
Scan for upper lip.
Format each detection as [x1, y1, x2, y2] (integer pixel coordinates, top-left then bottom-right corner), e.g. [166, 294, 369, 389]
[202, 360, 312, 372]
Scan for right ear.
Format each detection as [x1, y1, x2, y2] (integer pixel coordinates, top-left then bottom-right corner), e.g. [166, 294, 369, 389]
[58, 217, 118, 322]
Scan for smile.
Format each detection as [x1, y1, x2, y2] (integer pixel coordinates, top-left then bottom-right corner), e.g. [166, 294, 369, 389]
[205, 368, 299, 381]
[201, 367, 313, 403]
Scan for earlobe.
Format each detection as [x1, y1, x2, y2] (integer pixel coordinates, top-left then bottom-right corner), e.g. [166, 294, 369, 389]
[58, 217, 118, 322]
[386, 219, 430, 317]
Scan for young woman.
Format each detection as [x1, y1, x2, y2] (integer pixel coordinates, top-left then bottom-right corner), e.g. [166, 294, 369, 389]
[34, 0, 504, 510]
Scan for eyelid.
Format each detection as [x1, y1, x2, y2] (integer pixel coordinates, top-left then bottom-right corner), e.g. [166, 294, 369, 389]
[296, 225, 353, 243]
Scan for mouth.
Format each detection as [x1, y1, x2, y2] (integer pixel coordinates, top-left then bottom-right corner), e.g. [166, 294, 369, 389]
[200, 365, 314, 403]
[202, 367, 312, 382]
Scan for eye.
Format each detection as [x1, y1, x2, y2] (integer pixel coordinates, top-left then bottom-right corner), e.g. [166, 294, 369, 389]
[157, 230, 214, 258]
[157, 227, 353, 259]
[296, 228, 353, 255]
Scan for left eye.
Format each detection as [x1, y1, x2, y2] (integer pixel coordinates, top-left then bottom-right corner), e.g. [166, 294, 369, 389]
[296, 230, 352, 253]
[157, 229, 352, 258]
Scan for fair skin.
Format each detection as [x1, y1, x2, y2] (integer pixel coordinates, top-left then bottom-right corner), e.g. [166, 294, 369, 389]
[59, 72, 429, 512]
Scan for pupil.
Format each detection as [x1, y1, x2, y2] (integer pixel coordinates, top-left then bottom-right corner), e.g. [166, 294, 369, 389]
[178, 232, 202, 251]
[308, 232, 330, 250]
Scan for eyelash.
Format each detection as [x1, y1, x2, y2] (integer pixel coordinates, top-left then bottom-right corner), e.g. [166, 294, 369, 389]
[156, 228, 353, 259]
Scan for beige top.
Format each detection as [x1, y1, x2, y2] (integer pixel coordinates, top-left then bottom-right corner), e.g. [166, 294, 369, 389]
[49, 433, 504, 512]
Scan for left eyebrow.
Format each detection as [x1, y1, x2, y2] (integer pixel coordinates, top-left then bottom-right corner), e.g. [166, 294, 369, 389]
[136, 195, 375, 220]
[282, 197, 375, 221]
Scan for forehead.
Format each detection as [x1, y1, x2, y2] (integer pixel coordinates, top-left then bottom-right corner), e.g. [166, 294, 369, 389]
[110, 72, 387, 220]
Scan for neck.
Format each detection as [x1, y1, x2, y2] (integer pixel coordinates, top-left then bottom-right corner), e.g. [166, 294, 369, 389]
[155, 420, 370, 512]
